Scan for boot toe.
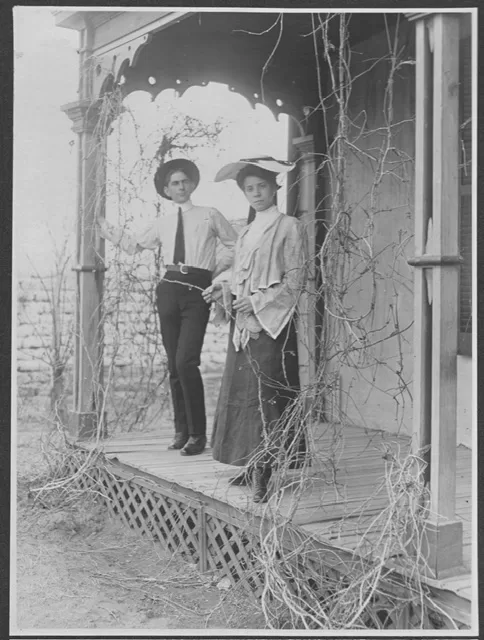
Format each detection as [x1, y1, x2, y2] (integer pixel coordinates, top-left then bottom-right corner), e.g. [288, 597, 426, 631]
[253, 489, 269, 503]
[228, 469, 252, 486]
[168, 434, 188, 450]
[180, 436, 207, 456]
[252, 467, 271, 502]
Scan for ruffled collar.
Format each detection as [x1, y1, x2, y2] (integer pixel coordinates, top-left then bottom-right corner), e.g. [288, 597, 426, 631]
[251, 204, 279, 217]
[240, 206, 282, 240]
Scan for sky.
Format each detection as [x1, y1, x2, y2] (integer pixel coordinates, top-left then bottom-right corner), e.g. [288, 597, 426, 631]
[13, 7, 79, 277]
[13, 7, 288, 278]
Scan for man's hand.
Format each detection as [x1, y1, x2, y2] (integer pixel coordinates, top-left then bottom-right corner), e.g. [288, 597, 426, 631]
[233, 296, 253, 314]
[202, 282, 222, 303]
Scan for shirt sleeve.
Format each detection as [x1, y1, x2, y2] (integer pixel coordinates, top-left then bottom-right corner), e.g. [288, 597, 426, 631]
[210, 209, 238, 278]
[249, 219, 308, 339]
[97, 218, 161, 256]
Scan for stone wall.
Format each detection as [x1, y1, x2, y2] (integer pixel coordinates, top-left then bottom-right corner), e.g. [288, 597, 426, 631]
[16, 276, 73, 400]
[16, 275, 229, 403]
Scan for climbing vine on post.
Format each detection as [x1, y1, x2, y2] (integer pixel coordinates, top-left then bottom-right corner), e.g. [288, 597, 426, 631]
[247, 13, 455, 630]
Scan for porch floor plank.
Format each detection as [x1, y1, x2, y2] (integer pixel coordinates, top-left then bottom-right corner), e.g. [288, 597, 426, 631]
[79, 422, 473, 609]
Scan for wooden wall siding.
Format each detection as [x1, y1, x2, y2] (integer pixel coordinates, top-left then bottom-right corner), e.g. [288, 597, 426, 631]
[323, 20, 415, 435]
[459, 194, 472, 336]
[456, 356, 472, 448]
[458, 35, 472, 342]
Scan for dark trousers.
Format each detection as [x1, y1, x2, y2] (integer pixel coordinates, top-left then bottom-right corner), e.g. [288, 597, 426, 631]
[156, 271, 211, 438]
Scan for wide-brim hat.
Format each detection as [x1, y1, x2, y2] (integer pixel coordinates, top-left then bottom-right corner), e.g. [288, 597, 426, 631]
[154, 158, 200, 199]
[214, 156, 295, 185]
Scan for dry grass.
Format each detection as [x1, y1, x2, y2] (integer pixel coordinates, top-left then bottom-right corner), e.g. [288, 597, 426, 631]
[15, 400, 265, 632]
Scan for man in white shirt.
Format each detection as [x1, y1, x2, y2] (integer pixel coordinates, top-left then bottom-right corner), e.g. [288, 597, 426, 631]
[98, 158, 237, 456]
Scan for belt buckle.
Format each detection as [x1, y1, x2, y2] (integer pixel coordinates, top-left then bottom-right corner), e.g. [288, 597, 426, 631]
[179, 264, 189, 275]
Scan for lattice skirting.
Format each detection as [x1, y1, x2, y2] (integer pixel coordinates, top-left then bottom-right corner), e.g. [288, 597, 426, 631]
[65, 449, 266, 597]
[63, 448, 470, 630]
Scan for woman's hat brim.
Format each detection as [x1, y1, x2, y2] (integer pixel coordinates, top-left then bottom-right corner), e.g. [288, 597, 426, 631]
[214, 157, 295, 183]
[154, 158, 200, 199]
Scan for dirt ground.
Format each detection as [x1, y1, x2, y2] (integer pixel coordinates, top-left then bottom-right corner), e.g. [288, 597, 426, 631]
[14, 397, 266, 632]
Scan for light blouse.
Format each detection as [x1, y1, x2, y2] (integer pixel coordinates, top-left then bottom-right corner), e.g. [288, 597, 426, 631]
[213, 206, 307, 351]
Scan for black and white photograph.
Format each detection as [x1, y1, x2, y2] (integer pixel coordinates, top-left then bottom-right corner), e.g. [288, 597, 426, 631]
[12, 6, 477, 634]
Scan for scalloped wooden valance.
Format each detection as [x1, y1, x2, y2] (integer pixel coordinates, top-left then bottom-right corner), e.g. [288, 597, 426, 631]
[56, 10, 396, 123]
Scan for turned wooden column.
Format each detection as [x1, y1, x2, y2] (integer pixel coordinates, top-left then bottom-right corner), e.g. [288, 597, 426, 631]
[62, 18, 107, 440]
[62, 99, 106, 440]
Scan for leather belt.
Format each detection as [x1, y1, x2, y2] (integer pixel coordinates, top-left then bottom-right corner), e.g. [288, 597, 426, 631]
[165, 264, 212, 276]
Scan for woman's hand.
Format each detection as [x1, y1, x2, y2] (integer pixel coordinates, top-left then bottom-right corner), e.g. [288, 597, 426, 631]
[233, 296, 254, 314]
[96, 216, 108, 232]
[202, 282, 222, 303]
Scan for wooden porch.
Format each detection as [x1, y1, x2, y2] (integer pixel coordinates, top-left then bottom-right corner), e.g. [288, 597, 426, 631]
[54, 8, 475, 631]
[75, 421, 473, 629]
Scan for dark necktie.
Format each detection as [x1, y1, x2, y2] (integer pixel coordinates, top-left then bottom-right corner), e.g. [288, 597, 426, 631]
[173, 207, 185, 264]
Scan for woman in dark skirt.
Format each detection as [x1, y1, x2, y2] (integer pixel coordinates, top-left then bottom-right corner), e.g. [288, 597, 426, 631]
[202, 157, 308, 503]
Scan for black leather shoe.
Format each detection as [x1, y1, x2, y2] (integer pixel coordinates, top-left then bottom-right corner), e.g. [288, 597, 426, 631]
[180, 435, 207, 456]
[228, 467, 252, 486]
[167, 433, 188, 450]
[253, 467, 271, 503]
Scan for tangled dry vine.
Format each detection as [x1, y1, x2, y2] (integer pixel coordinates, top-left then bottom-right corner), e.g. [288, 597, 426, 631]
[240, 13, 455, 630]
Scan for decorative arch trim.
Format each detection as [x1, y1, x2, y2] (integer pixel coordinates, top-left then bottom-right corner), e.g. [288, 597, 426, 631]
[88, 11, 397, 125]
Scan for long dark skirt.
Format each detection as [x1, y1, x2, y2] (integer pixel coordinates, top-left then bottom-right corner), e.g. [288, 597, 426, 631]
[211, 318, 307, 468]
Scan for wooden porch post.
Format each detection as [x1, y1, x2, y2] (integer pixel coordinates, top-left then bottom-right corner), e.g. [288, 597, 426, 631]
[409, 13, 463, 577]
[62, 20, 106, 440]
[411, 18, 433, 484]
[292, 135, 317, 411]
[428, 13, 461, 518]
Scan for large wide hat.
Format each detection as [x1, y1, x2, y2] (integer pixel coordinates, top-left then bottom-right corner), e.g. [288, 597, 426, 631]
[214, 156, 295, 184]
[154, 158, 200, 199]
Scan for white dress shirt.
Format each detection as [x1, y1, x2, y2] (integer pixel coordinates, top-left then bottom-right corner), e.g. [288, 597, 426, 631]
[98, 200, 238, 277]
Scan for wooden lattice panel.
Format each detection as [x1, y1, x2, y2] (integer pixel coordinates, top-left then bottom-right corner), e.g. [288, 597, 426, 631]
[59, 449, 471, 630]
[287, 552, 345, 605]
[96, 467, 201, 562]
[204, 514, 265, 597]
[62, 450, 265, 593]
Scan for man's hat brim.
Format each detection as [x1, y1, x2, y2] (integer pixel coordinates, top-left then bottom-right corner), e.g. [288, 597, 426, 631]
[214, 156, 295, 183]
[154, 158, 200, 199]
